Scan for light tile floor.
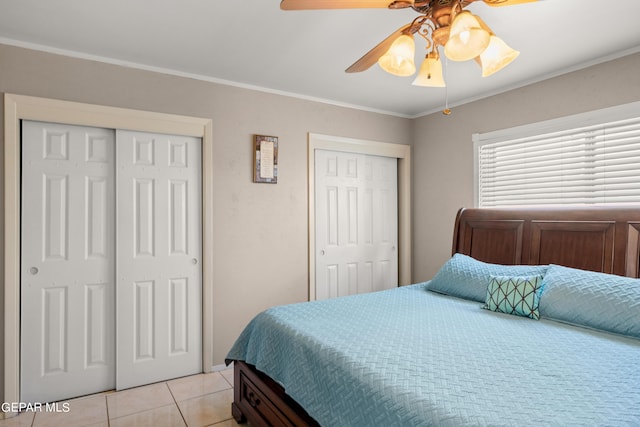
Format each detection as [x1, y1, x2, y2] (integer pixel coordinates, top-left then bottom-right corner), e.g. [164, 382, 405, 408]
[0, 367, 240, 427]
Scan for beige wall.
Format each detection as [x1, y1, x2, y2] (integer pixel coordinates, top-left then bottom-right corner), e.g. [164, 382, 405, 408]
[2, 42, 639, 400]
[0, 44, 412, 394]
[412, 52, 640, 282]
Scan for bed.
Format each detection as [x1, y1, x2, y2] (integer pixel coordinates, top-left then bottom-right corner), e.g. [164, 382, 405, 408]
[226, 207, 640, 426]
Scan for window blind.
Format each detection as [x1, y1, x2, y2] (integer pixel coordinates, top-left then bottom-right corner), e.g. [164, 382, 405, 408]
[474, 103, 640, 207]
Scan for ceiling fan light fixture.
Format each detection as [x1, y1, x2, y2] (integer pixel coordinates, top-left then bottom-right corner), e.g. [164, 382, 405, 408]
[476, 35, 520, 77]
[412, 50, 445, 87]
[378, 34, 416, 76]
[444, 11, 490, 62]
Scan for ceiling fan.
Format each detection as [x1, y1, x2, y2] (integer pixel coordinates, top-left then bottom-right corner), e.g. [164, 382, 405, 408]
[280, 0, 537, 88]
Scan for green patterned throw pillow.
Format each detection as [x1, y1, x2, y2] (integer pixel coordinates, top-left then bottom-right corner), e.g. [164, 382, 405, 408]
[484, 275, 544, 320]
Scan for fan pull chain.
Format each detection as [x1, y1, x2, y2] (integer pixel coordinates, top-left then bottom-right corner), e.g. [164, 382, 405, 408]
[443, 55, 451, 115]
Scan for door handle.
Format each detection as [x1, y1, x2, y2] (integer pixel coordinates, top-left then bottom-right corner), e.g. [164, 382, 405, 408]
[29, 267, 39, 275]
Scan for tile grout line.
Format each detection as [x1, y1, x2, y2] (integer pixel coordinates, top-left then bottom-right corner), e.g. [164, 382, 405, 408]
[105, 394, 111, 427]
[165, 381, 189, 427]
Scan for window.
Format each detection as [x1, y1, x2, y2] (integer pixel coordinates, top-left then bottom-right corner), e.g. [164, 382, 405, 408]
[474, 102, 640, 207]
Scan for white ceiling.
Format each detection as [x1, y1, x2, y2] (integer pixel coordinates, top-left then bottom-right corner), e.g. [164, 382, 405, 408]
[1, 0, 639, 117]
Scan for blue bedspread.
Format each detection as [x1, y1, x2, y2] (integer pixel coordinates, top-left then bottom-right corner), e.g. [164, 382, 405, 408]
[226, 283, 640, 426]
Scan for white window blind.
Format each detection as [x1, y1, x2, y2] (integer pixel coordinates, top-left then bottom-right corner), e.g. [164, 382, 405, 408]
[474, 102, 640, 207]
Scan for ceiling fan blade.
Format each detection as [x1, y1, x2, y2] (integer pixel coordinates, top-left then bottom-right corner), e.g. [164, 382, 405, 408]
[482, 0, 537, 6]
[345, 24, 412, 73]
[280, 0, 398, 10]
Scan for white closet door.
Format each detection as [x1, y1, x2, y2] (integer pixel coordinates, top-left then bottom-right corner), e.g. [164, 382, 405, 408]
[115, 130, 202, 389]
[315, 150, 398, 300]
[21, 121, 116, 403]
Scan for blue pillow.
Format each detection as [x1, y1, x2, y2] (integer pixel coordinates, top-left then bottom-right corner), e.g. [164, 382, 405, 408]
[540, 265, 640, 339]
[426, 253, 548, 303]
[484, 275, 544, 320]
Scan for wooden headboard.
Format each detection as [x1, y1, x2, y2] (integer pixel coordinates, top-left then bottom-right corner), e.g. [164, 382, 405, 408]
[452, 207, 640, 278]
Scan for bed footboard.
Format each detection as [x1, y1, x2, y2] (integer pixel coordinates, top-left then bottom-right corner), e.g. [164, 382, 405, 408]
[232, 361, 320, 426]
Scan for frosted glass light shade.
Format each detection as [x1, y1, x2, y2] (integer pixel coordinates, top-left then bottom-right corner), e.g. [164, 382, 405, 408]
[444, 11, 490, 62]
[378, 34, 416, 76]
[477, 35, 520, 77]
[412, 52, 446, 87]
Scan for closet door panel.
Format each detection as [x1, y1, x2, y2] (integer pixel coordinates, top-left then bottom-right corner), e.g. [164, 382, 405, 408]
[21, 121, 116, 403]
[116, 130, 202, 390]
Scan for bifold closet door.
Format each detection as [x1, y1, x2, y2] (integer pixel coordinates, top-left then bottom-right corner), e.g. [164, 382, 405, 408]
[314, 150, 398, 300]
[115, 130, 202, 389]
[21, 121, 117, 403]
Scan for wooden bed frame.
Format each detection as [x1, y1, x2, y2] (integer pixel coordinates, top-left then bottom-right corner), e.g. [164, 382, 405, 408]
[231, 206, 640, 426]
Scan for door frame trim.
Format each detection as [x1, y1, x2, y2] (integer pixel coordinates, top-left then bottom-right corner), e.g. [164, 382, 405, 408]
[307, 133, 411, 301]
[3, 93, 214, 407]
